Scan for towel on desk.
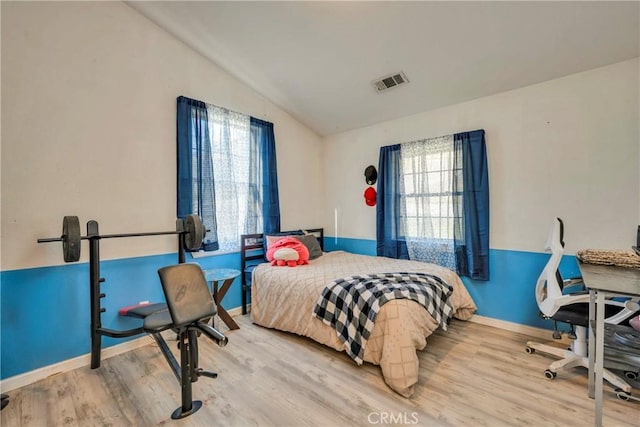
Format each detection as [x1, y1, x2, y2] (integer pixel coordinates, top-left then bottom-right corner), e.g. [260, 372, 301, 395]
[577, 249, 640, 269]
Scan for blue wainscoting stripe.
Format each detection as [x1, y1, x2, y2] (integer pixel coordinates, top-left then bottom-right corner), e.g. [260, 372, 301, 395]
[324, 236, 581, 330]
[1, 237, 580, 380]
[1, 251, 244, 380]
[324, 236, 377, 256]
[463, 249, 581, 329]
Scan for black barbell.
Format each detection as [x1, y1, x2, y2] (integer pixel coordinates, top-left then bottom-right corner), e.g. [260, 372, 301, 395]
[38, 215, 206, 262]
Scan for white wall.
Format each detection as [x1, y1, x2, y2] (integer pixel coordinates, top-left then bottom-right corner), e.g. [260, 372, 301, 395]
[323, 59, 640, 254]
[3, 1, 637, 270]
[1, 1, 324, 271]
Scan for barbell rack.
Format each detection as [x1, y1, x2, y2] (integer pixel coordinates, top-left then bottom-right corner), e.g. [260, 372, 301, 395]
[37, 216, 205, 368]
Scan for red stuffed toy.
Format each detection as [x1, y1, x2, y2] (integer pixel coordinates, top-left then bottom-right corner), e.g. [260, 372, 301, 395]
[266, 237, 309, 267]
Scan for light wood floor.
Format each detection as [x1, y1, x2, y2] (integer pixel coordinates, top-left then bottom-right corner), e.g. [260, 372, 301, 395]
[2, 315, 638, 427]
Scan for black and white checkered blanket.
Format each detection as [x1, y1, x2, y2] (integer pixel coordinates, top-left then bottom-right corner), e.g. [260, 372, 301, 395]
[312, 272, 454, 364]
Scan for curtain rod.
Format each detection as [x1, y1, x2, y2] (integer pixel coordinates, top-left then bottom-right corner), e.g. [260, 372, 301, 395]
[177, 95, 272, 125]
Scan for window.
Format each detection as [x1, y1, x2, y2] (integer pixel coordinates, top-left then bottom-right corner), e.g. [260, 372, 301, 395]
[397, 135, 459, 269]
[202, 106, 255, 252]
[399, 139, 463, 241]
[177, 96, 280, 253]
[377, 130, 489, 280]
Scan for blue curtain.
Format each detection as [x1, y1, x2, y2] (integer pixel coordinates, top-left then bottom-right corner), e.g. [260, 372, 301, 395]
[176, 96, 219, 251]
[177, 98, 280, 251]
[250, 117, 281, 234]
[376, 130, 489, 281]
[376, 144, 409, 259]
[453, 129, 489, 280]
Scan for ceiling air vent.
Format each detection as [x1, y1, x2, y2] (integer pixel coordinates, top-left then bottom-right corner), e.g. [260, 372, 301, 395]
[372, 71, 409, 93]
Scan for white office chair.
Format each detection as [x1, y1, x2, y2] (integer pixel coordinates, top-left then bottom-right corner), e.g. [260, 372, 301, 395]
[526, 218, 639, 393]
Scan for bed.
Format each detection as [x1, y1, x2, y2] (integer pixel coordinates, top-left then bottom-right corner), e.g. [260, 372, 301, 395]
[243, 230, 477, 397]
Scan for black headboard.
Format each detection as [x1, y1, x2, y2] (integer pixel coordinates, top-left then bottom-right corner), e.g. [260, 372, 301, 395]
[239, 228, 323, 314]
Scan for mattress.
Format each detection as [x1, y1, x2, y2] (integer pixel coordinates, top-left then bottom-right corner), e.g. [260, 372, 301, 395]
[251, 250, 477, 397]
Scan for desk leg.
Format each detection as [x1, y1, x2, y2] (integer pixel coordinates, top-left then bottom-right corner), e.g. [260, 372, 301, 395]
[595, 291, 605, 427]
[588, 289, 595, 398]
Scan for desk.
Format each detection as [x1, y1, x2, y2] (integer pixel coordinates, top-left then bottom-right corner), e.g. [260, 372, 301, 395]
[579, 262, 640, 426]
[203, 268, 241, 330]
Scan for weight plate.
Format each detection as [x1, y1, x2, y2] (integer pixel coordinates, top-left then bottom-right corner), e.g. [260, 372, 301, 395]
[62, 216, 81, 262]
[185, 214, 204, 251]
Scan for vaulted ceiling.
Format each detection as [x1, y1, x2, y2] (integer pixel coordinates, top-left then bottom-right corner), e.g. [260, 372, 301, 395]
[129, 1, 639, 136]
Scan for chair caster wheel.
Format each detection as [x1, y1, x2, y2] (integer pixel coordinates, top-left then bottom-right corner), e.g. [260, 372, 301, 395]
[525, 347, 534, 354]
[616, 390, 631, 401]
[614, 390, 639, 402]
[544, 370, 557, 380]
[624, 371, 638, 381]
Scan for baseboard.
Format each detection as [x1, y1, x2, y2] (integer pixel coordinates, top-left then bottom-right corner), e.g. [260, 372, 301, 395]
[0, 308, 251, 393]
[0, 335, 153, 393]
[468, 314, 555, 340]
[2, 310, 544, 393]
[227, 304, 250, 317]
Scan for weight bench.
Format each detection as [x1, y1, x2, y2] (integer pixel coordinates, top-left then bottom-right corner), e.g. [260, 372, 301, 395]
[119, 263, 228, 419]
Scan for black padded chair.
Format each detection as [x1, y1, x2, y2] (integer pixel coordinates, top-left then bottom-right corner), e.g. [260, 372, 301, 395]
[526, 218, 639, 393]
[143, 263, 228, 419]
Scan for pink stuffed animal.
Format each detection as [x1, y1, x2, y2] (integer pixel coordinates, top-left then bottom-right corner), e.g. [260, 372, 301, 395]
[266, 237, 309, 267]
